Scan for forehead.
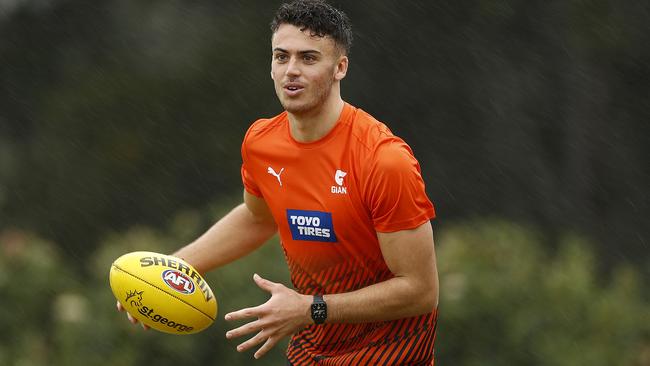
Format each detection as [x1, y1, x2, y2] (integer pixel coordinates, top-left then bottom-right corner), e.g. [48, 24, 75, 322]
[271, 23, 337, 54]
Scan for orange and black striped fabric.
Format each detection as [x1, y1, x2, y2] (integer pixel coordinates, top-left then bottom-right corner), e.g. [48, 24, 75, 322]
[284, 255, 437, 365]
[241, 103, 437, 365]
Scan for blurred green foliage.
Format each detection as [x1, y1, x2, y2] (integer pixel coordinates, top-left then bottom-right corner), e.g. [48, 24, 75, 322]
[436, 220, 649, 366]
[1, 206, 292, 366]
[1, 217, 648, 365]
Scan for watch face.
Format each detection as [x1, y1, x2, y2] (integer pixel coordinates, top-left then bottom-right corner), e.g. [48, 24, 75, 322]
[311, 303, 327, 319]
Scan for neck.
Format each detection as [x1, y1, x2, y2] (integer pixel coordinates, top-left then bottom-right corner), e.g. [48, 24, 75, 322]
[288, 94, 345, 143]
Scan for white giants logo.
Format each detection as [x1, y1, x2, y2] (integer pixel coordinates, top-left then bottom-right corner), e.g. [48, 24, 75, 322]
[331, 169, 347, 194]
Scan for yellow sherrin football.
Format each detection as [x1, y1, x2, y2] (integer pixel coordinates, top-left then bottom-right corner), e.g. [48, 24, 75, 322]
[109, 251, 217, 334]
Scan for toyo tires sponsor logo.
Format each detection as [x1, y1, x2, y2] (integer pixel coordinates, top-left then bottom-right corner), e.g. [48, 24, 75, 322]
[286, 209, 337, 243]
[162, 269, 195, 295]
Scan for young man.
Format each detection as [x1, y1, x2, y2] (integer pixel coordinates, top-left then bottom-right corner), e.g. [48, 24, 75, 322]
[119, 1, 439, 364]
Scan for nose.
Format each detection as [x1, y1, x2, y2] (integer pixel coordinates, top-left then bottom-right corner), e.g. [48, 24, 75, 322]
[285, 57, 301, 77]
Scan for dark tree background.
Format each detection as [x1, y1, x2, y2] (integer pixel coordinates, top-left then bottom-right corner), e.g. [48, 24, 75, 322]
[2, 0, 647, 265]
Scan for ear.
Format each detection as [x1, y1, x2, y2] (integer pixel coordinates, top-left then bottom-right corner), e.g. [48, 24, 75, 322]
[334, 55, 349, 81]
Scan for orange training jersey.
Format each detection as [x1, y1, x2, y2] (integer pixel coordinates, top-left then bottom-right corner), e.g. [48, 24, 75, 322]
[241, 103, 437, 365]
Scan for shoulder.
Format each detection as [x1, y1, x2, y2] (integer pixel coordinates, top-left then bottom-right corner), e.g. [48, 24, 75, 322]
[348, 108, 416, 170]
[243, 111, 288, 144]
[348, 108, 395, 152]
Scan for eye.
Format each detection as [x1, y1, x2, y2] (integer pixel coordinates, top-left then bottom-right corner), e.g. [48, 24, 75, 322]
[274, 53, 288, 62]
[303, 54, 317, 63]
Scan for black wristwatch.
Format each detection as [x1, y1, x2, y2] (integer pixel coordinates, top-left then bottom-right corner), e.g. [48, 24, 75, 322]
[311, 294, 327, 325]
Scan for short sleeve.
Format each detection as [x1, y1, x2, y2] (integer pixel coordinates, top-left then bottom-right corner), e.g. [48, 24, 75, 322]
[363, 139, 435, 232]
[241, 130, 262, 197]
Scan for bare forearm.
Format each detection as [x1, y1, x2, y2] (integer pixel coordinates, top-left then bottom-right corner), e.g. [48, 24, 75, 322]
[324, 274, 438, 324]
[173, 203, 277, 273]
[324, 223, 439, 324]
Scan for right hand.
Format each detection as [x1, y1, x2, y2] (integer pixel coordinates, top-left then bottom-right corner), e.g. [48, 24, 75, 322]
[116, 301, 150, 330]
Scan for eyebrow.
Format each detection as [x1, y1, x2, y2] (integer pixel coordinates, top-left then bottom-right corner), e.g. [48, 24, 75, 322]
[273, 47, 322, 55]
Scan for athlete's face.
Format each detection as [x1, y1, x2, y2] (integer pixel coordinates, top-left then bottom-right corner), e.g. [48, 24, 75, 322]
[271, 24, 348, 115]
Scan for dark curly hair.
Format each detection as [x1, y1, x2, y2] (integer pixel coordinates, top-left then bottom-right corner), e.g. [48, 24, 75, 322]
[270, 0, 353, 55]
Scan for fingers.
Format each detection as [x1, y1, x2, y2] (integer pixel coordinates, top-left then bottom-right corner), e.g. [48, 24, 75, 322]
[254, 336, 279, 359]
[235, 329, 267, 354]
[127, 312, 138, 324]
[233, 330, 279, 359]
[226, 320, 262, 340]
[225, 305, 263, 322]
[253, 273, 277, 293]
[126, 313, 150, 330]
[224, 274, 290, 359]
[224, 274, 277, 321]
[118, 299, 138, 324]
[117, 300, 137, 324]
[117, 301, 149, 330]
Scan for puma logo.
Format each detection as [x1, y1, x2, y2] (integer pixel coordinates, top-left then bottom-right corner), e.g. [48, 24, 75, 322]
[267, 167, 285, 187]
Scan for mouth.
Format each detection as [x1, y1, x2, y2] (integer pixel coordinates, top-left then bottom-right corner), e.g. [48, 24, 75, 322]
[283, 83, 305, 96]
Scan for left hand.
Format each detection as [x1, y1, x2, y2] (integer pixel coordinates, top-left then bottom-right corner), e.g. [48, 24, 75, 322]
[225, 273, 312, 359]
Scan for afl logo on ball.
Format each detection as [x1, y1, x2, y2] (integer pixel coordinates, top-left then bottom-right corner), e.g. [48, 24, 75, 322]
[162, 269, 195, 295]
